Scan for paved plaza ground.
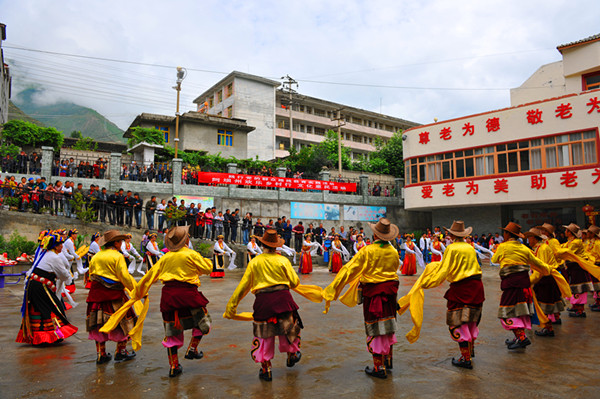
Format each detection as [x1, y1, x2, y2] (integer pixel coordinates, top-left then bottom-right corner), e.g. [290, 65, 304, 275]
[1, 264, 600, 398]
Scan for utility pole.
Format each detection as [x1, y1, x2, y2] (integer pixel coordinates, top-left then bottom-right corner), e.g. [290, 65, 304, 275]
[174, 66, 187, 159]
[281, 75, 298, 151]
[331, 108, 345, 175]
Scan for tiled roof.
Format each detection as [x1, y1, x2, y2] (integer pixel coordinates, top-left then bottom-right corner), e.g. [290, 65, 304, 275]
[557, 33, 600, 51]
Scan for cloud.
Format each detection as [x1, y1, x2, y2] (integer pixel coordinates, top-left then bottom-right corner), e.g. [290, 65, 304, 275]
[1, 0, 599, 130]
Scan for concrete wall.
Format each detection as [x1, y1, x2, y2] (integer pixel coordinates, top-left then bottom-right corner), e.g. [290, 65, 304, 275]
[232, 77, 276, 161]
[432, 206, 502, 236]
[509, 61, 565, 106]
[180, 121, 248, 159]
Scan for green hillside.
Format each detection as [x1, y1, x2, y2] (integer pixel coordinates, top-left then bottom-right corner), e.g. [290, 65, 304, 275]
[7, 101, 45, 127]
[12, 88, 125, 143]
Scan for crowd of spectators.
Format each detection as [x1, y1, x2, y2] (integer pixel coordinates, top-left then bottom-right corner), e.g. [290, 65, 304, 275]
[1, 151, 42, 175]
[121, 161, 172, 183]
[52, 157, 108, 179]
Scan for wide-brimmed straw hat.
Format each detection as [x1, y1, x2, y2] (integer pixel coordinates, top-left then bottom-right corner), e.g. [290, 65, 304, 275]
[501, 222, 524, 239]
[368, 218, 399, 241]
[443, 220, 473, 238]
[563, 223, 581, 238]
[258, 229, 285, 248]
[523, 227, 547, 241]
[98, 230, 128, 247]
[165, 225, 190, 251]
[538, 223, 556, 238]
[588, 225, 600, 239]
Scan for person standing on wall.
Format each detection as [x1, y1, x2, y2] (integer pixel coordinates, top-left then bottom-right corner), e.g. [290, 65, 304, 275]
[292, 221, 305, 253]
[145, 196, 157, 231]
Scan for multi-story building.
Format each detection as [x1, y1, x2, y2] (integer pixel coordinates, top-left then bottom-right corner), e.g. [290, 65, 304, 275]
[402, 34, 600, 233]
[193, 71, 418, 161]
[0, 23, 11, 126]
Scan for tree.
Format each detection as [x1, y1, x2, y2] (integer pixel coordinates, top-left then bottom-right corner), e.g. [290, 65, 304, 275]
[1, 119, 64, 150]
[70, 130, 83, 139]
[72, 137, 98, 151]
[127, 127, 166, 147]
[369, 130, 404, 177]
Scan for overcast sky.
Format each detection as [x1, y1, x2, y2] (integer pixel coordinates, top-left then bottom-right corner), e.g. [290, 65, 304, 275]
[2, 0, 599, 131]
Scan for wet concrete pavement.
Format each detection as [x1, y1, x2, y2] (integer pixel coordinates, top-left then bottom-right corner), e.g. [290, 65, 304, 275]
[2, 264, 600, 398]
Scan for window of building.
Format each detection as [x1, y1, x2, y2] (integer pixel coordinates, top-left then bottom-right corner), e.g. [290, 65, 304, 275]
[314, 127, 325, 136]
[582, 71, 600, 91]
[217, 111, 222, 117]
[209, 97, 214, 108]
[226, 105, 233, 118]
[314, 108, 326, 117]
[277, 119, 290, 129]
[407, 129, 598, 183]
[353, 135, 362, 143]
[217, 130, 233, 146]
[217, 90, 223, 103]
[155, 125, 170, 143]
[226, 82, 233, 98]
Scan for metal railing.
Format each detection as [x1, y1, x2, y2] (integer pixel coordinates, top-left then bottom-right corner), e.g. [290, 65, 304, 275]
[51, 156, 110, 179]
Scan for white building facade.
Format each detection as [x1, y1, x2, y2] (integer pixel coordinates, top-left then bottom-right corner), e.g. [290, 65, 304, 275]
[193, 71, 418, 161]
[403, 34, 600, 233]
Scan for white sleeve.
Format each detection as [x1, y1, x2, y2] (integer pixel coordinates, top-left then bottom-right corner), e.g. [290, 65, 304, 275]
[121, 242, 132, 258]
[129, 246, 141, 258]
[51, 253, 72, 283]
[62, 243, 74, 261]
[341, 244, 351, 261]
[353, 242, 359, 254]
[146, 242, 162, 256]
[440, 243, 446, 252]
[247, 243, 258, 255]
[213, 242, 225, 254]
[223, 243, 234, 254]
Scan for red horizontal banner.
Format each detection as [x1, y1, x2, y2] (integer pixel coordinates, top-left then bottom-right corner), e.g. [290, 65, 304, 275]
[196, 172, 357, 192]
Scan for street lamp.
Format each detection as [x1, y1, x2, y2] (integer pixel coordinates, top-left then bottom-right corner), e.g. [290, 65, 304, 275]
[174, 66, 187, 159]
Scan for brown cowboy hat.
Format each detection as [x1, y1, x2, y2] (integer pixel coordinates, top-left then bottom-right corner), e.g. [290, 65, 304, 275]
[588, 225, 600, 239]
[258, 229, 285, 248]
[443, 220, 473, 238]
[501, 222, 524, 239]
[562, 223, 581, 238]
[98, 230, 128, 247]
[538, 223, 556, 238]
[165, 225, 190, 251]
[368, 218, 399, 241]
[523, 227, 547, 241]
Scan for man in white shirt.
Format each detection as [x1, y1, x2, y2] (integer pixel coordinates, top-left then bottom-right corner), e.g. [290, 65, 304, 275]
[419, 233, 431, 264]
[61, 181, 73, 218]
[156, 199, 167, 232]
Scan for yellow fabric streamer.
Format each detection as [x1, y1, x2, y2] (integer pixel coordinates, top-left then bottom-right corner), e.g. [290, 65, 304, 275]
[76, 245, 89, 258]
[555, 248, 600, 280]
[223, 284, 324, 321]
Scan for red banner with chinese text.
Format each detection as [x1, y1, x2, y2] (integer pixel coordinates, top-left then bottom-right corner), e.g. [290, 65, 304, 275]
[196, 172, 357, 192]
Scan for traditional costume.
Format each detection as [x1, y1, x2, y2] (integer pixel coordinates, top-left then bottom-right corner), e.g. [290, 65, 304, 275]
[84, 233, 102, 289]
[212, 235, 235, 278]
[491, 222, 552, 350]
[122, 234, 144, 275]
[16, 233, 78, 345]
[401, 237, 423, 275]
[429, 238, 445, 262]
[277, 244, 297, 264]
[560, 223, 596, 317]
[323, 219, 400, 379]
[524, 227, 571, 337]
[329, 235, 349, 273]
[353, 234, 367, 254]
[299, 234, 323, 275]
[87, 230, 138, 364]
[224, 230, 323, 381]
[247, 237, 263, 263]
[398, 221, 484, 369]
[145, 233, 162, 270]
[63, 229, 87, 277]
[586, 225, 600, 311]
[100, 226, 214, 378]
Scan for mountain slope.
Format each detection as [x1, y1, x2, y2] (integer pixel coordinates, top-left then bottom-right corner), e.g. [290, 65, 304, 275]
[12, 88, 125, 143]
[7, 101, 45, 126]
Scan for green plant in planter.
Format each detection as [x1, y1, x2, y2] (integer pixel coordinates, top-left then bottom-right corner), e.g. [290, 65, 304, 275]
[194, 242, 213, 258]
[0, 231, 37, 259]
[70, 192, 96, 223]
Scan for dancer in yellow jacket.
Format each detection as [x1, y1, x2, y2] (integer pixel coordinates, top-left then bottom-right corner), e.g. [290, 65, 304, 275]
[585, 226, 600, 312]
[99, 226, 214, 377]
[524, 227, 571, 337]
[397, 221, 484, 370]
[491, 222, 552, 350]
[224, 229, 322, 382]
[322, 218, 400, 379]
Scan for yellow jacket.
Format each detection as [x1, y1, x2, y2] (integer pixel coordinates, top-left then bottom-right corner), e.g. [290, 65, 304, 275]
[99, 247, 213, 351]
[530, 242, 571, 298]
[491, 240, 552, 276]
[89, 248, 136, 291]
[322, 242, 400, 312]
[224, 253, 322, 321]
[397, 241, 481, 343]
